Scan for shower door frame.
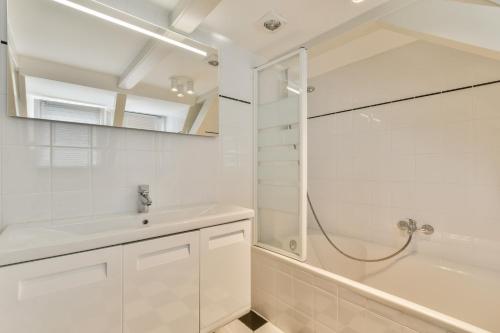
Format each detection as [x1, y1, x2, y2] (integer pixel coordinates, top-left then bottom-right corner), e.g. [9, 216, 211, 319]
[253, 48, 308, 261]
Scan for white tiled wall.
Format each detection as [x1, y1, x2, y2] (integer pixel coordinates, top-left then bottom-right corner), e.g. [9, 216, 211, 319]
[307, 41, 500, 270]
[252, 248, 455, 333]
[0, 6, 255, 228]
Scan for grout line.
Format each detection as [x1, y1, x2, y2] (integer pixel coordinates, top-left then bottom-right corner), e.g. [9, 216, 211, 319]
[49, 122, 54, 223]
[308, 79, 500, 120]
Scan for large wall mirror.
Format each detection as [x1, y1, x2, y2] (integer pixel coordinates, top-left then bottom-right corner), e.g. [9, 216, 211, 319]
[6, 0, 220, 136]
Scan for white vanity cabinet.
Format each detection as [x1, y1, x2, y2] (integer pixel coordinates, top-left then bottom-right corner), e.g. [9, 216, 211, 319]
[200, 220, 251, 332]
[123, 231, 199, 333]
[0, 246, 123, 333]
[0, 218, 252, 333]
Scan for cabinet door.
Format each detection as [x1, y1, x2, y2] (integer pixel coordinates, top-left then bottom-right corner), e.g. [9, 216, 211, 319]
[0, 246, 122, 333]
[200, 220, 251, 332]
[123, 231, 199, 333]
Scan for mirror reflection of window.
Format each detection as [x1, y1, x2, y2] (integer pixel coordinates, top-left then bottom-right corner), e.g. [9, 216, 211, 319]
[123, 111, 166, 132]
[35, 99, 105, 125]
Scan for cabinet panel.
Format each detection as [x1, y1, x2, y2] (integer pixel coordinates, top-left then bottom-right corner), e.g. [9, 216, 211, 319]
[0, 246, 122, 333]
[200, 220, 251, 332]
[123, 231, 199, 333]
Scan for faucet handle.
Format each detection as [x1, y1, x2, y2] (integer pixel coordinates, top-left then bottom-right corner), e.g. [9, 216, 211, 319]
[138, 184, 149, 193]
[397, 218, 434, 235]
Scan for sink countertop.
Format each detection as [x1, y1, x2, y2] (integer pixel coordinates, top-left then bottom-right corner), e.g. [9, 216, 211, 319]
[0, 203, 254, 267]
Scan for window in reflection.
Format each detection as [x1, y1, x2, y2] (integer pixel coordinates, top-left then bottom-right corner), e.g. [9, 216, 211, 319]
[123, 111, 166, 132]
[35, 99, 105, 124]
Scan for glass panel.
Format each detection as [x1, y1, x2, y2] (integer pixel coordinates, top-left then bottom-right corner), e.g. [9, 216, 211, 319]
[255, 49, 307, 260]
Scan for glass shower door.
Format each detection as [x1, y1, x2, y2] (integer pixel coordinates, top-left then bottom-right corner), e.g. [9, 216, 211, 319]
[254, 49, 307, 261]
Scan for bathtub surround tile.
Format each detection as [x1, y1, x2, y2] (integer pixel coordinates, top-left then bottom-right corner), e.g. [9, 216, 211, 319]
[308, 80, 500, 270]
[314, 288, 339, 330]
[292, 279, 314, 316]
[308, 41, 500, 274]
[273, 299, 314, 333]
[252, 248, 455, 333]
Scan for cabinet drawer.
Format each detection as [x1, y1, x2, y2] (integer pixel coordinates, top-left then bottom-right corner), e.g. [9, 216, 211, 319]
[0, 246, 122, 333]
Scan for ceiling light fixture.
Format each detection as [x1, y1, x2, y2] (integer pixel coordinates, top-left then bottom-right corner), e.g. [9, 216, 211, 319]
[51, 0, 208, 57]
[351, 0, 365, 3]
[186, 80, 194, 95]
[170, 77, 178, 92]
[176, 83, 185, 97]
[207, 54, 219, 67]
[263, 19, 282, 32]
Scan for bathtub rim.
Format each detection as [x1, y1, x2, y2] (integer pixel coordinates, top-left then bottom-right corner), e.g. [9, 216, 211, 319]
[252, 245, 490, 333]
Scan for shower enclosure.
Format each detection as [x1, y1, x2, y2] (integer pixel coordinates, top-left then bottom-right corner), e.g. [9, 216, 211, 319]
[253, 26, 500, 333]
[253, 49, 308, 260]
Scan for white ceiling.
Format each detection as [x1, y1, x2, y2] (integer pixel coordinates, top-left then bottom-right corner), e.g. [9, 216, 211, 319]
[9, 0, 217, 96]
[147, 0, 181, 11]
[9, 0, 149, 76]
[308, 28, 416, 78]
[200, 0, 390, 59]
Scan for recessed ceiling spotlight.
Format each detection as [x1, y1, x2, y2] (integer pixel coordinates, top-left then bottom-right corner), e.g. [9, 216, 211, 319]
[263, 19, 282, 32]
[177, 92, 184, 98]
[257, 11, 287, 33]
[207, 54, 219, 67]
[352, 0, 365, 3]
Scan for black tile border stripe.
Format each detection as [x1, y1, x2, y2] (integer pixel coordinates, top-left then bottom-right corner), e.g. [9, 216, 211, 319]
[308, 79, 500, 120]
[1, 40, 7, 45]
[219, 94, 251, 105]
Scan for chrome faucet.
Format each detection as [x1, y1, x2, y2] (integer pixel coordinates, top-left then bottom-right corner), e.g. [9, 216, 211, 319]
[138, 185, 152, 213]
[397, 219, 434, 235]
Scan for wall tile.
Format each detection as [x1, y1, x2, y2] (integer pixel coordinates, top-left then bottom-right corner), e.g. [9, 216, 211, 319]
[1, 145, 51, 195]
[91, 126, 126, 149]
[52, 123, 91, 148]
[52, 147, 90, 192]
[52, 190, 92, 220]
[2, 118, 51, 146]
[125, 129, 158, 151]
[2, 193, 51, 224]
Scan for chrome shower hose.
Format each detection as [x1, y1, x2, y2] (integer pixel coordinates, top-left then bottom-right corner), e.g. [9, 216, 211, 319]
[307, 193, 413, 263]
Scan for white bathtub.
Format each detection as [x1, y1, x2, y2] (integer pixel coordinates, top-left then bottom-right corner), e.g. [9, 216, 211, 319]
[306, 230, 500, 332]
[252, 231, 499, 333]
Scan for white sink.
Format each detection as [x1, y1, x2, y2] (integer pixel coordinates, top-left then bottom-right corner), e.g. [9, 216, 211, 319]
[0, 203, 254, 266]
[47, 204, 219, 235]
